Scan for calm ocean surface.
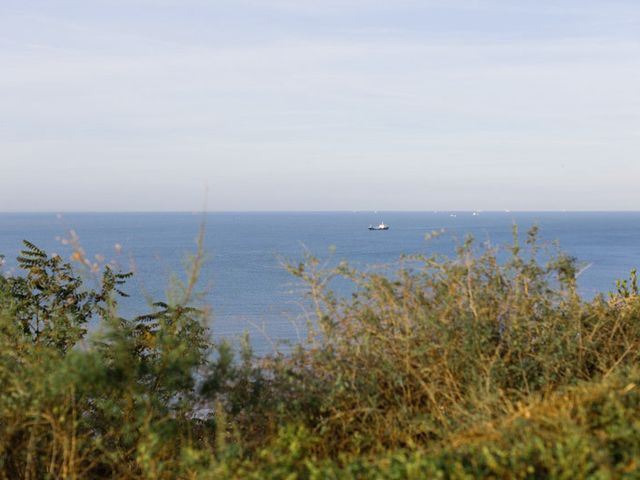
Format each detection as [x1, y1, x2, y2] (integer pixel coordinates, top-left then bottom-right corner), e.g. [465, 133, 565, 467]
[1, 212, 640, 353]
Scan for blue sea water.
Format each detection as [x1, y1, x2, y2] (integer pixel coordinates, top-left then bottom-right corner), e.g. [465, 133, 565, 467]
[1, 212, 640, 353]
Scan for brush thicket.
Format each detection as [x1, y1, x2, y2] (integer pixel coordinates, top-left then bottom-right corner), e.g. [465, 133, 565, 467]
[1, 227, 640, 479]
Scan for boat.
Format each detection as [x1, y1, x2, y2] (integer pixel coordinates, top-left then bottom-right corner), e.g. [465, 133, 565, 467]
[368, 222, 389, 231]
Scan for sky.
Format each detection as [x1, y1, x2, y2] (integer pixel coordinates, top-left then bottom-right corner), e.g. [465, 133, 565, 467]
[1, 0, 639, 211]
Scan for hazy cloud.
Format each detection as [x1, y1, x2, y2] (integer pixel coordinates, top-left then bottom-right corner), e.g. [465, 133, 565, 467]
[1, 0, 639, 210]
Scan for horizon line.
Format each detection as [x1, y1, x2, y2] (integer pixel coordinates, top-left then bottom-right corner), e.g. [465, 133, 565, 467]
[1, 210, 640, 214]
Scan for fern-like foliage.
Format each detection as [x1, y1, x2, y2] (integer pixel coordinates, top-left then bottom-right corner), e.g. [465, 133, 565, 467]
[1, 240, 131, 353]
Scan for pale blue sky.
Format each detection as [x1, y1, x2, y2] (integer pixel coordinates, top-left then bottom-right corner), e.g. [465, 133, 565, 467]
[1, 0, 639, 211]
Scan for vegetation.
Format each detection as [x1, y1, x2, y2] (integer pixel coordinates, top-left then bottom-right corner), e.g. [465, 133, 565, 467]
[2, 227, 640, 479]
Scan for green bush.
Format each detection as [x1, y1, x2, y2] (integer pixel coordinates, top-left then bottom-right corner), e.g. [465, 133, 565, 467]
[1, 228, 640, 479]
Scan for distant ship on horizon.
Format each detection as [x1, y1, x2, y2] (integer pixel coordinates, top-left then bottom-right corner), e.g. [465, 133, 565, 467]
[368, 222, 389, 231]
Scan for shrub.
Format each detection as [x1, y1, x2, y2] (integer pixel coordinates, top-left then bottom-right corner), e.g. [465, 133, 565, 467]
[1, 228, 640, 479]
[275, 227, 640, 454]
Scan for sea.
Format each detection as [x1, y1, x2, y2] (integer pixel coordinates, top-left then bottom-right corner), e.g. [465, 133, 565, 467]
[1, 212, 640, 354]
